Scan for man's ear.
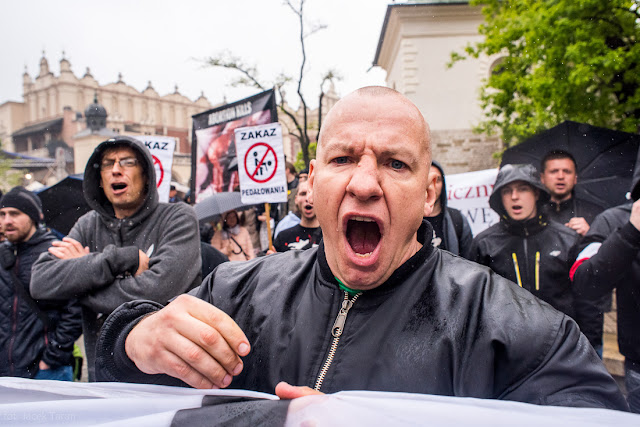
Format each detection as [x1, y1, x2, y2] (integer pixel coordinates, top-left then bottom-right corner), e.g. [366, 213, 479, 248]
[534, 188, 540, 201]
[307, 159, 316, 205]
[423, 172, 437, 217]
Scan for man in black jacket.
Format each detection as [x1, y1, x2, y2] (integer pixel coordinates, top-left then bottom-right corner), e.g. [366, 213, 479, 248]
[424, 161, 473, 258]
[96, 87, 626, 410]
[571, 150, 640, 413]
[470, 164, 579, 319]
[0, 187, 82, 380]
[540, 150, 603, 236]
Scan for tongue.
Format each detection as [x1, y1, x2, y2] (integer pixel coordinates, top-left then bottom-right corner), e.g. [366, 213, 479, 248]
[347, 220, 380, 255]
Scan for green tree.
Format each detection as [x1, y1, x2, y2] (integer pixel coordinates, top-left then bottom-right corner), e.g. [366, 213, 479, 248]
[0, 140, 23, 191]
[202, 0, 339, 168]
[294, 141, 315, 172]
[451, 0, 640, 148]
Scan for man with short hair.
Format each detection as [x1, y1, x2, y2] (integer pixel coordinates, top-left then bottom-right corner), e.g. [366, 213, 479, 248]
[96, 88, 625, 410]
[470, 164, 579, 319]
[540, 150, 602, 236]
[424, 161, 473, 258]
[272, 181, 321, 252]
[0, 187, 82, 380]
[31, 136, 201, 381]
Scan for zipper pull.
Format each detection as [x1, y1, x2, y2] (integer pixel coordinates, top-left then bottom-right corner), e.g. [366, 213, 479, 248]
[332, 298, 354, 337]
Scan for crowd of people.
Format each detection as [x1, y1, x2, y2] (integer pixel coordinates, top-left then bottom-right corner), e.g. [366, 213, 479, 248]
[0, 87, 638, 414]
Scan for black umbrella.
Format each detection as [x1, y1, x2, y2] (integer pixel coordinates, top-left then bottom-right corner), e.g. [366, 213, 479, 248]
[36, 174, 90, 236]
[194, 191, 253, 224]
[501, 121, 640, 210]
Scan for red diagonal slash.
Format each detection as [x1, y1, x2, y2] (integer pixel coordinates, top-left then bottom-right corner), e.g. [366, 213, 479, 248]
[251, 148, 270, 179]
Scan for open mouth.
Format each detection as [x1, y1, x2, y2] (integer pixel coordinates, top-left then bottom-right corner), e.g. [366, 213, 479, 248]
[346, 216, 381, 257]
[112, 183, 127, 192]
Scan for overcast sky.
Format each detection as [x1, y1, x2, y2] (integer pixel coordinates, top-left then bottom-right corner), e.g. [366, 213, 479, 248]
[0, 0, 393, 109]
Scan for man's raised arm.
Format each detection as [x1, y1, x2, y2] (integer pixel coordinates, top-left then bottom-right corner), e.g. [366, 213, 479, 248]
[97, 294, 250, 389]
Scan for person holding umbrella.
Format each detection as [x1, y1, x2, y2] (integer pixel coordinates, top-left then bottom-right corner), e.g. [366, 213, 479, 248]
[211, 209, 255, 262]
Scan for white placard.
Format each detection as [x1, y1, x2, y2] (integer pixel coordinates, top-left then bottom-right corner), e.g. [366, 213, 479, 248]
[446, 168, 500, 236]
[133, 135, 176, 203]
[234, 123, 287, 204]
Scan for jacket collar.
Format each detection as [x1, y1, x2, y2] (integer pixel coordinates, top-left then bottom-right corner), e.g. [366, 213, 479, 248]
[500, 214, 548, 237]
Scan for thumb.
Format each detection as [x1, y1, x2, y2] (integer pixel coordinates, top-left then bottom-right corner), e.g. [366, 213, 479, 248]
[275, 381, 323, 399]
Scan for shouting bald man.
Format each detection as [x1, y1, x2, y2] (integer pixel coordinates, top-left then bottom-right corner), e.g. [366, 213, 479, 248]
[96, 87, 626, 410]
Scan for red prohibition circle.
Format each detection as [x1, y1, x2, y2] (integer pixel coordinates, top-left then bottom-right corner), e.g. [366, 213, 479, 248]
[244, 142, 278, 183]
[152, 155, 164, 188]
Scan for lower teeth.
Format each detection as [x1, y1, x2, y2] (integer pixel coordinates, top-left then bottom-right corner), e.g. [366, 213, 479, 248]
[355, 252, 373, 257]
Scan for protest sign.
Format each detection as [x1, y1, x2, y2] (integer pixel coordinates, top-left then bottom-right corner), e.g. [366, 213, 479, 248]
[446, 168, 499, 236]
[235, 122, 287, 205]
[133, 135, 176, 203]
[191, 89, 277, 203]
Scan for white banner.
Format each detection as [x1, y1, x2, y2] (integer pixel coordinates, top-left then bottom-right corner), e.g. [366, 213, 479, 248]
[446, 168, 500, 236]
[133, 136, 176, 203]
[0, 378, 637, 426]
[235, 123, 288, 205]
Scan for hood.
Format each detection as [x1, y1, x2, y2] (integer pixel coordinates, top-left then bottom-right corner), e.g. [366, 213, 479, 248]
[489, 164, 550, 218]
[431, 160, 448, 211]
[83, 136, 158, 219]
[632, 149, 640, 201]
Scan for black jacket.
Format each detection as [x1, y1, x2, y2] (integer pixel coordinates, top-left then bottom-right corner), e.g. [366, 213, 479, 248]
[96, 222, 626, 410]
[471, 164, 579, 319]
[542, 194, 603, 226]
[0, 228, 82, 378]
[470, 217, 579, 319]
[571, 203, 640, 363]
[424, 161, 473, 258]
[571, 147, 640, 364]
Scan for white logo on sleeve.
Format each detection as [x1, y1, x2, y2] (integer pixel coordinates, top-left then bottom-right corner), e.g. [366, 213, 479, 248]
[549, 250, 561, 257]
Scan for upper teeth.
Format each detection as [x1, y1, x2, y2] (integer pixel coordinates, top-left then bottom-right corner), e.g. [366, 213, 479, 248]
[351, 216, 374, 222]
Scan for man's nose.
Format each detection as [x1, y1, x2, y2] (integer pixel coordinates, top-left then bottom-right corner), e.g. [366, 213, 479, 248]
[111, 161, 123, 174]
[346, 159, 383, 201]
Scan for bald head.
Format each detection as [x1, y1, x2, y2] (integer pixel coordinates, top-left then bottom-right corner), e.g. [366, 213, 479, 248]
[318, 86, 431, 159]
[308, 86, 437, 290]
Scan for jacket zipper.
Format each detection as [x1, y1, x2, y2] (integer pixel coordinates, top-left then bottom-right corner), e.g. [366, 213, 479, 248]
[314, 291, 361, 391]
[8, 295, 18, 376]
[8, 254, 20, 376]
[535, 251, 540, 291]
[511, 253, 523, 287]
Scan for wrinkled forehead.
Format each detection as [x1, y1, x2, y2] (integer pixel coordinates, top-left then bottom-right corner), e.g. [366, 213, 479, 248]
[318, 93, 430, 159]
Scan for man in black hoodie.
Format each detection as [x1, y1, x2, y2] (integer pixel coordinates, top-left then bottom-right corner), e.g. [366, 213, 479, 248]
[571, 150, 640, 413]
[0, 187, 82, 380]
[470, 164, 579, 319]
[424, 161, 473, 258]
[31, 136, 202, 380]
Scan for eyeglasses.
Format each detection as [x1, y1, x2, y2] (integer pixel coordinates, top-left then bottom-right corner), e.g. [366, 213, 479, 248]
[100, 157, 138, 171]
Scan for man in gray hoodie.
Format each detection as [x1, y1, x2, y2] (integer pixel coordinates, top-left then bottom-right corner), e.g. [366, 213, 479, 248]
[31, 136, 201, 380]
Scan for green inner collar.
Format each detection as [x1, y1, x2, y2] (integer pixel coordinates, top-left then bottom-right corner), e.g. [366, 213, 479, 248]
[335, 276, 362, 297]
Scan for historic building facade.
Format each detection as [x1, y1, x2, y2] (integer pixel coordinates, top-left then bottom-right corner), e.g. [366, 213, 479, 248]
[373, 1, 501, 173]
[0, 53, 214, 182]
